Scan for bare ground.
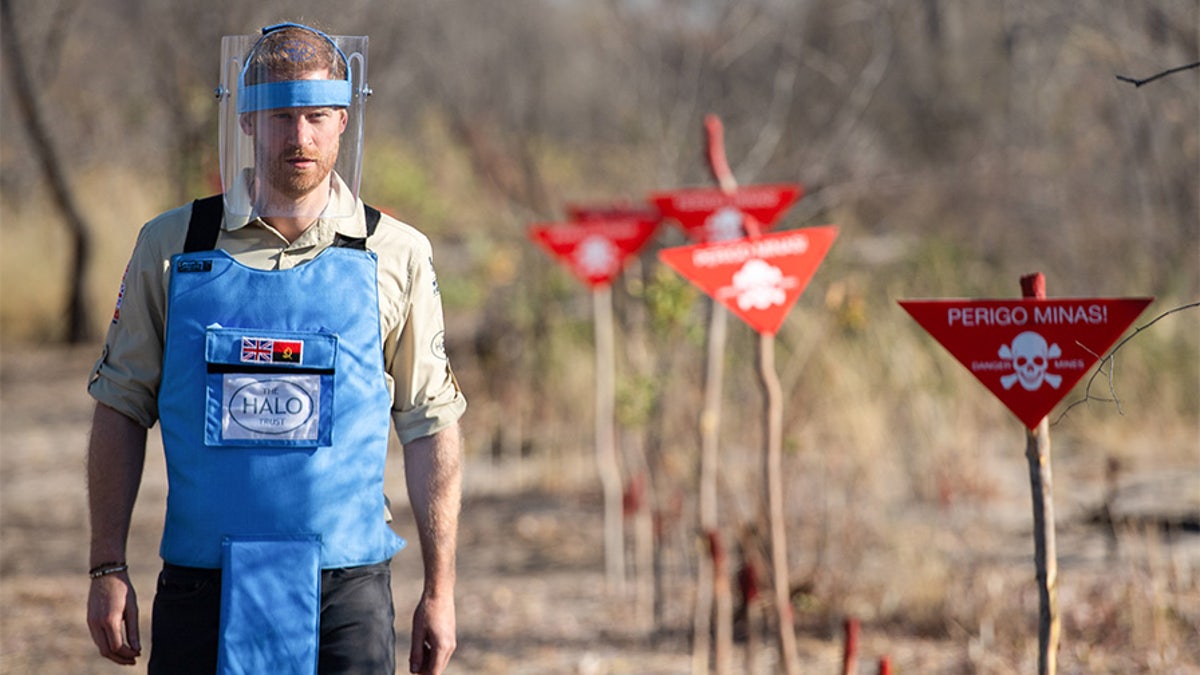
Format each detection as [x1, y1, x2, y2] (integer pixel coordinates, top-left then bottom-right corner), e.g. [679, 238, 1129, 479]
[1, 346, 1198, 674]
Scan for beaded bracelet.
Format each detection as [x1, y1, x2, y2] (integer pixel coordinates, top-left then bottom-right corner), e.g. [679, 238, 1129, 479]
[89, 562, 128, 579]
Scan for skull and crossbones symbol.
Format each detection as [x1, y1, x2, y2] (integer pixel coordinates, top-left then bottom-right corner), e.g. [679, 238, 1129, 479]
[573, 234, 619, 278]
[999, 331, 1062, 391]
[721, 258, 795, 311]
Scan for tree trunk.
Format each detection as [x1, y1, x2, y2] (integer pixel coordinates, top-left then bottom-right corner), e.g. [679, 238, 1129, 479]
[1, 0, 94, 343]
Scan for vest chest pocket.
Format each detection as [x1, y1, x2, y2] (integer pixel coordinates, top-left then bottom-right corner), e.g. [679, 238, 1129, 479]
[203, 327, 337, 448]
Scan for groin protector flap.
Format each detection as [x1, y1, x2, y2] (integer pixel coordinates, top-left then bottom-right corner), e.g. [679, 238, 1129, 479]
[217, 534, 321, 675]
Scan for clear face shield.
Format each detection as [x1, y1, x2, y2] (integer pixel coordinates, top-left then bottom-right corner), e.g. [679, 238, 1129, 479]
[217, 23, 368, 220]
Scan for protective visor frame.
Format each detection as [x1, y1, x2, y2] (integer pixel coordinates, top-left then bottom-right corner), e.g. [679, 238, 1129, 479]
[216, 23, 369, 220]
[236, 23, 352, 114]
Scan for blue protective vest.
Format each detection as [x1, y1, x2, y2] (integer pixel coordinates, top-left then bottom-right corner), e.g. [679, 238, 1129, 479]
[157, 219, 405, 570]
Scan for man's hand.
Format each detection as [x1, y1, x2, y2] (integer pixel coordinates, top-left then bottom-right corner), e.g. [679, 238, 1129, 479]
[87, 572, 141, 665]
[86, 404, 148, 666]
[403, 425, 462, 674]
[409, 591, 456, 674]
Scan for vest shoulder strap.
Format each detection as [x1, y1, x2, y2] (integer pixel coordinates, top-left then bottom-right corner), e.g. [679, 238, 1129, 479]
[365, 204, 381, 235]
[332, 205, 381, 251]
[183, 195, 224, 253]
[182, 196, 382, 253]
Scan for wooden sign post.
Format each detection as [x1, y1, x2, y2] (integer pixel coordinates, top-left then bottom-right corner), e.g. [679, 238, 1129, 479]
[652, 117, 803, 675]
[659, 219, 837, 675]
[1020, 273, 1059, 675]
[900, 278, 1152, 675]
[658, 115, 835, 675]
[528, 214, 660, 591]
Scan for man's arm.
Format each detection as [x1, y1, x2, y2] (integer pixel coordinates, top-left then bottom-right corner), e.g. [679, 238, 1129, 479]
[403, 422, 462, 675]
[86, 402, 148, 666]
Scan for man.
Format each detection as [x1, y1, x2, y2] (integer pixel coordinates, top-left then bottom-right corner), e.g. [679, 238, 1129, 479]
[85, 23, 465, 675]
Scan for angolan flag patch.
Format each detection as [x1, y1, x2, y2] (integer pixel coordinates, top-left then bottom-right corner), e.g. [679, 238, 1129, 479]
[240, 337, 303, 364]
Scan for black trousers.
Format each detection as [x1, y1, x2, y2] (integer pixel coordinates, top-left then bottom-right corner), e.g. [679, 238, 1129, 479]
[147, 560, 396, 674]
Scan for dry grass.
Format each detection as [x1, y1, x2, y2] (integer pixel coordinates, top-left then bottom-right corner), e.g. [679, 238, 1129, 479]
[1, 334, 1198, 674]
[2, 173, 1197, 674]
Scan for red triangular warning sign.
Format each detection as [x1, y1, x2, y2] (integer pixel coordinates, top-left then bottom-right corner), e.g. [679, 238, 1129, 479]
[659, 226, 838, 335]
[650, 184, 802, 243]
[528, 216, 660, 288]
[566, 202, 659, 223]
[899, 298, 1154, 429]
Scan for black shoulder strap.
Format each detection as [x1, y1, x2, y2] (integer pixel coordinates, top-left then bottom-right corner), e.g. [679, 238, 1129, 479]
[332, 204, 382, 251]
[183, 194, 225, 253]
[185, 195, 381, 253]
[365, 204, 381, 236]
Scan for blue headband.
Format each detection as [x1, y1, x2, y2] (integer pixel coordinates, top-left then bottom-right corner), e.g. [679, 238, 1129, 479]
[237, 23, 352, 113]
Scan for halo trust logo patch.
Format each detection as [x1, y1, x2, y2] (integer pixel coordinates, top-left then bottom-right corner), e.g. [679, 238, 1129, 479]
[225, 376, 318, 438]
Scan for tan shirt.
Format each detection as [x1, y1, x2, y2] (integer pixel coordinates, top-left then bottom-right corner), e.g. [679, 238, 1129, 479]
[89, 189, 466, 445]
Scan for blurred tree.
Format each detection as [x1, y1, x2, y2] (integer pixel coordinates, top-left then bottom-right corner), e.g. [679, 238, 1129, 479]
[1, 0, 93, 342]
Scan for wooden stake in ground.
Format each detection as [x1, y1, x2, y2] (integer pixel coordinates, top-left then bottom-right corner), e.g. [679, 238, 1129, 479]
[704, 114, 801, 675]
[693, 115, 735, 675]
[593, 284, 626, 591]
[900, 282, 1153, 675]
[1021, 272, 1060, 675]
[694, 298, 732, 675]
[757, 325, 801, 675]
[842, 617, 859, 675]
[530, 216, 659, 593]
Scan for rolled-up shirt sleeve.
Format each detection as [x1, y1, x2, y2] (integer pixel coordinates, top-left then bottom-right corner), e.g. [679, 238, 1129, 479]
[87, 209, 184, 428]
[380, 229, 467, 445]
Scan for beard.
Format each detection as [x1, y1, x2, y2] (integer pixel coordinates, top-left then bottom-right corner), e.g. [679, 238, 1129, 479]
[262, 141, 340, 201]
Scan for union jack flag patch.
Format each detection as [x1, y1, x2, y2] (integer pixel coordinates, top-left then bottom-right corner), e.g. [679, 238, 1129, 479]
[240, 336, 304, 363]
[240, 337, 274, 363]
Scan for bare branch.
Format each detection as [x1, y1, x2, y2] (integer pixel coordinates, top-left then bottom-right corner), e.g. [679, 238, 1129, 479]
[735, 59, 797, 184]
[1, 0, 94, 343]
[808, 4, 895, 172]
[1115, 61, 1200, 87]
[1053, 301, 1200, 424]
